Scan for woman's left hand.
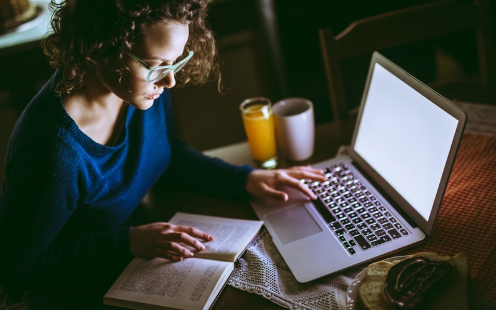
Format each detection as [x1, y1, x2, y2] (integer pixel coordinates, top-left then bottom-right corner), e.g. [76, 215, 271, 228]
[246, 165, 326, 202]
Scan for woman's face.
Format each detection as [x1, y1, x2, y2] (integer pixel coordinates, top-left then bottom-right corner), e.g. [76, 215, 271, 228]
[99, 21, 190, 110]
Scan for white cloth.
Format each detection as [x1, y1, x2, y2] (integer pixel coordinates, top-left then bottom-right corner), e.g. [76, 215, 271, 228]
[228, 229, 362, 310]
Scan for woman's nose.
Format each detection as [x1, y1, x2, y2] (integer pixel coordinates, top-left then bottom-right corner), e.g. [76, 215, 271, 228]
[155, 71, 176, 88]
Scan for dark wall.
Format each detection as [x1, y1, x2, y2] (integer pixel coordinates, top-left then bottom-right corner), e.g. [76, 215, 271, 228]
[272, 0, 496, 122]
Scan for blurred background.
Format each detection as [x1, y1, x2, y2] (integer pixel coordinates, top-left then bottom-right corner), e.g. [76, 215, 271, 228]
[1, 0, 495, 162]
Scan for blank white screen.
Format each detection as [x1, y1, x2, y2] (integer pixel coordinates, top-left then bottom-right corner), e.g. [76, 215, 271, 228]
[354, 63, 458, 221]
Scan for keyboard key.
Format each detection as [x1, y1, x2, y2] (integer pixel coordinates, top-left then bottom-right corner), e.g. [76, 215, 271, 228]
[313, 198, 337, 223]
[352, 203, 362, 209]
[367, 234, 378, 241]
[372, 212, 382, 218]
[345, 224, 355, 230]
[366, 218, 376, 225]
[357, 223, 367, 230]
[339, 236, 346, 242]
[376, 229, 386, 236]
[362, 228, 373, 235]
[382, 223, 393, 230]
[371, 237, 389, 247]
[388, 228, 402, 239]
[370, 223, 381, 230]
[349, 229, 360, 237]
[343, 242, 350, 248]
[378, 217, 388, 224]
[352, 218, 363, 224]
[330, 222, 342, 230]
[348, 247, 356, 254]
[354, 235, 371, 250]
[335, 229, 346, 236]
[400, 229, 409, 235]
[349, 240, 357, 247]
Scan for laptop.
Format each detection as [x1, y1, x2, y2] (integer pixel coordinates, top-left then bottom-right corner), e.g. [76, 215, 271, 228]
[250, 51, 467, 283]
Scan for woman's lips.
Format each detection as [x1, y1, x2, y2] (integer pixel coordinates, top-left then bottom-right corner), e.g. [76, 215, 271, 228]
[147, 94, 161, 100]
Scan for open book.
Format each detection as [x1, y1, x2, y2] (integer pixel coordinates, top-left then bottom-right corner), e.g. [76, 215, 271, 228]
[104, 212, 263, 310]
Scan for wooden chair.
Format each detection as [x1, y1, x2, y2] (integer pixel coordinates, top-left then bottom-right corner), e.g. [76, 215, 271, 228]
[319, 0, 496, 121]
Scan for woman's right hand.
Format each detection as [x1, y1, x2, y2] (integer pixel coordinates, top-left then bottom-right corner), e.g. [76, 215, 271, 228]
[129, 222, 214, 261]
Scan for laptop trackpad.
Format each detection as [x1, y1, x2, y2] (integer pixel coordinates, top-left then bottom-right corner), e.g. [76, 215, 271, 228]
[265, 203, 322, 245]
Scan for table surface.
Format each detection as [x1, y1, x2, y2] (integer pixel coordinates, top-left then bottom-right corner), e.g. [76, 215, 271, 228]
[0, 0, 52, 57]
[138, 102, 496, 310]
[138, 119, 357, 310]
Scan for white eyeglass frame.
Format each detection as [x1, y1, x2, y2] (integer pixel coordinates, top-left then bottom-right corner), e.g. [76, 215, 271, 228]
[126, 50, 194, 84]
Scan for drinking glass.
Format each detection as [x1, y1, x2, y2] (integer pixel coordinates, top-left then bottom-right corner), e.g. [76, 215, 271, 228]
[240, 97, 278, 169]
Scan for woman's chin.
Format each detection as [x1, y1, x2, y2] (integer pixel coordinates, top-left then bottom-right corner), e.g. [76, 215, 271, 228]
[131, 99, 155, 110]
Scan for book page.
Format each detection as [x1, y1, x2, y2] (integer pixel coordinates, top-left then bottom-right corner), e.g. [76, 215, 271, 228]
[104, 257, 233, 310]
[169, 213, 263, 262]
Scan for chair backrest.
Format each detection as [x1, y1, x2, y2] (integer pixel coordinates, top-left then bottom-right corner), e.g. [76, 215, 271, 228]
[319, 0, 496, 121]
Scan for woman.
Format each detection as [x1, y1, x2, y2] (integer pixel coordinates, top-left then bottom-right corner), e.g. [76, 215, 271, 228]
[0, 0, 324, 307]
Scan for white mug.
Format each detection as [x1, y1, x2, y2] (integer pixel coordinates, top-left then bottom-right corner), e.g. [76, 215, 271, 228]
[272, 98, 315, 161]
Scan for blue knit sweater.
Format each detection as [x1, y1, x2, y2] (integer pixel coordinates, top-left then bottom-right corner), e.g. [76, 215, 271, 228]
[0, 72, 253, 293]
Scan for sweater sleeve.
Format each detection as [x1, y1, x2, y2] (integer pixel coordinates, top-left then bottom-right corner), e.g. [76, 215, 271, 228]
[161, 92, 255, 199]
[0, 138, 132, 290]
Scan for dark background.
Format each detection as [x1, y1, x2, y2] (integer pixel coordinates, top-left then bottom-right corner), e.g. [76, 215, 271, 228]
[1, 0, 495, 155]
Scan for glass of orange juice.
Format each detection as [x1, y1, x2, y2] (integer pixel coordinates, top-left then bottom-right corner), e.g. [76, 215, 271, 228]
[240, 97, 278, 169]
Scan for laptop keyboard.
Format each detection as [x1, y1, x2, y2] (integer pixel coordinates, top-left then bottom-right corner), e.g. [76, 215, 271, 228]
[303, 162, 409, 255]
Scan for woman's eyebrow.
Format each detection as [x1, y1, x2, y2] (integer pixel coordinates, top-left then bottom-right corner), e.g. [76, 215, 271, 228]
[141, 54, 181, 63]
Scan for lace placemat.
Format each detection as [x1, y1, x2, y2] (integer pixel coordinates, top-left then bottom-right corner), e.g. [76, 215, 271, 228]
[228, 228, 362, 310]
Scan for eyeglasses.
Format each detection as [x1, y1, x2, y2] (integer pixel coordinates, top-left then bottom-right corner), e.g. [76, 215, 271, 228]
[126, 50, 194, 84]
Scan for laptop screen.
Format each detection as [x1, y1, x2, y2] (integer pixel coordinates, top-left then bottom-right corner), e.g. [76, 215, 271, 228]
[353, 63, 459, 221]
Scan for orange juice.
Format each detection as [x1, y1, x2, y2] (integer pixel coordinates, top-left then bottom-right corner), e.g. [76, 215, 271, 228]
[241, 102, 277, 168]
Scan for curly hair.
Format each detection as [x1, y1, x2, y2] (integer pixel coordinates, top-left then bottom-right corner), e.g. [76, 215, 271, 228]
[42, 0, 220, 95]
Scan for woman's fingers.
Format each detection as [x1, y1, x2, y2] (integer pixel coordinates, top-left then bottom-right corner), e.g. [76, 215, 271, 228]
[260, 183, 289, 201]
[246, 165, 328, 201]
[279, 175, 318, 200]
[154, 247, 185, 262]
[129, 222, 215, 259]
[286, 166, 326, 182]
[156, 224, 215, 257]
[174, 225, 214, 243]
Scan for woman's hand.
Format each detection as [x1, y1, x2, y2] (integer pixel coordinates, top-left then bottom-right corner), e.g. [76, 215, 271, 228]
[246, 165, 326, 201]
[129, 223, 214, 261]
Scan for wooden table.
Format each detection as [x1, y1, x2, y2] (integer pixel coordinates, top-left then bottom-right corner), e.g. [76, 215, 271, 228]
[132, 119, 356, 310]
[129, 105, 496, 309]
